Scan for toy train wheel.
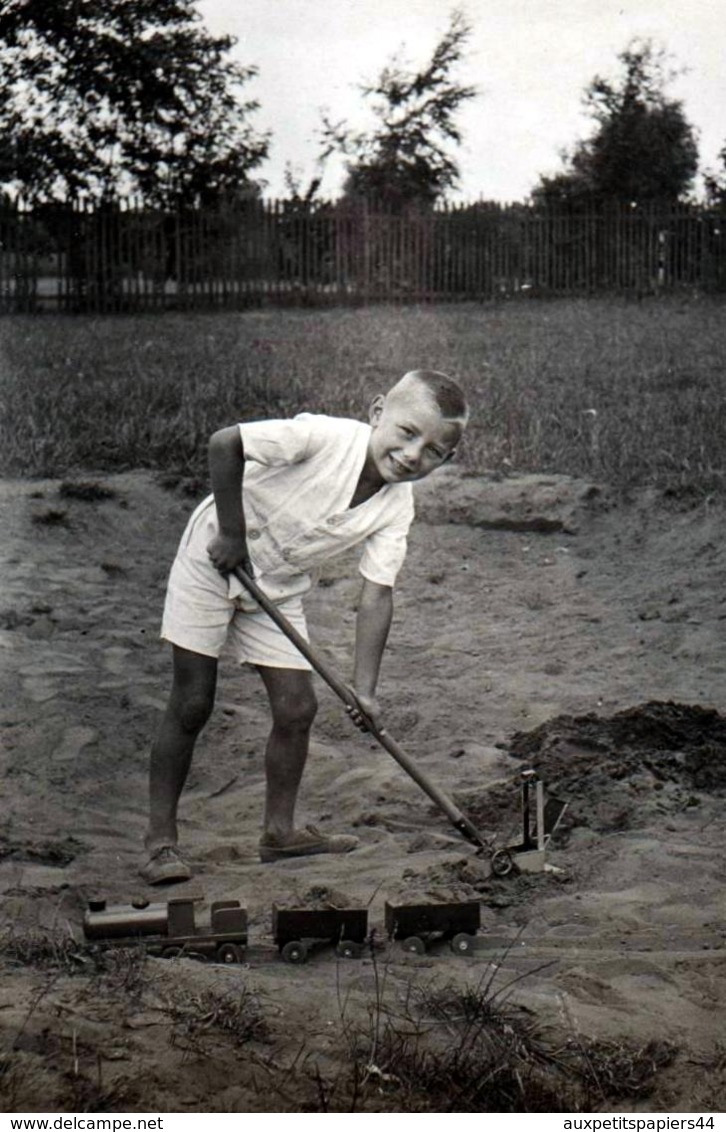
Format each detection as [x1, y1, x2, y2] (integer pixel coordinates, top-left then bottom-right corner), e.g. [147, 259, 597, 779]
[281, 940, 309, 964]
[216, 943, 244, 964]
[335, 939, 362, 959]
[402, 935, 426, 955]
[490, 848, 515, 877]
[162, 947, 182, 959]
[450, 932, 475, 955]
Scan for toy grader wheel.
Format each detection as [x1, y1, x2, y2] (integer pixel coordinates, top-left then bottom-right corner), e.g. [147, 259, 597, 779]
[490, 848, 515, 877]
[216, 942, 244, 964]
[281, 940, 309, 964]
[402, 935, 426, 955]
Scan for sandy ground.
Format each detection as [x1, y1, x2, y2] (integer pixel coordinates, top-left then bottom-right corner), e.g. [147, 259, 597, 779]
[1, 466, 724, 1112]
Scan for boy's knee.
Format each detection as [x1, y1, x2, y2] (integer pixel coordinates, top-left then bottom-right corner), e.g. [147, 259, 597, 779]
[171, 689, 215, 734]
[273, 687, 318, 733]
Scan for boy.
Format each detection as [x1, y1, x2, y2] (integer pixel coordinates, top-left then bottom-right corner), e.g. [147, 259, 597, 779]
[142, 369, 468, 884]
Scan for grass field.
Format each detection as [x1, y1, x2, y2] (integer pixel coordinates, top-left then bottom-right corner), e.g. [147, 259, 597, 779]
[2, 296, 725, 494]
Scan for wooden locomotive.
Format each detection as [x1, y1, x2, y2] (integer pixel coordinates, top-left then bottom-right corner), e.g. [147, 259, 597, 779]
[83, 896, 248, 964]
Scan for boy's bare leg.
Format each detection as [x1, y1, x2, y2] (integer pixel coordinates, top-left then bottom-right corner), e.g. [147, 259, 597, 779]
[255, 665, 318, 839]
[145, 645, 217, 853]
[255, 665, 359, 860]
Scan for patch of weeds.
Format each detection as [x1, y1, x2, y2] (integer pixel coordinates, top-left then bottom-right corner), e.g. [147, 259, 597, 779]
[690, 1040, 726, 1073]
[0, 1052, 44, 1111]
[66, 1070, 133, 1114]
[4, 1026, 133, 1113]
[314, 949, 678, 1112]
[573, 1036, 678, 1102]
[88, 946, 149, 1002]
[351, 973, 572, 1112]
[0, 834, 87, 866]
[0, 1055, 20, 1105]
[31, 508, 69, 527]
[161, 986, 269, 1058]
[0, 927, 90, 974]
[59, 481, 117, 502]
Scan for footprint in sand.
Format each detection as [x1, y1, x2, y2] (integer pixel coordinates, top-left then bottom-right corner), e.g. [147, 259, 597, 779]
[53, 725, 98, 762]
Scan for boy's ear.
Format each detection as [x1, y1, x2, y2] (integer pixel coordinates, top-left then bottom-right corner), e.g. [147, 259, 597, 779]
[369, 394, 385, 424]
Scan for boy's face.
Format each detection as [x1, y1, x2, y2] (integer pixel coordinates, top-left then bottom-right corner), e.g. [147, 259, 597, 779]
[367, 383, 462, 484]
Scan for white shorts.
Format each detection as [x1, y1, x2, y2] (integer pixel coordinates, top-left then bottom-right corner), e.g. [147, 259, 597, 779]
[160, 553, 312, 670]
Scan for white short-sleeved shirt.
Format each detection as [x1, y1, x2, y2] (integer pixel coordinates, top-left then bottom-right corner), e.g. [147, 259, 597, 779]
[178, 413, 415, 609]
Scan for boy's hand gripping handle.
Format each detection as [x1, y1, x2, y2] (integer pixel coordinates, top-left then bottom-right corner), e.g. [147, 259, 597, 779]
[232, 566, 489, 850]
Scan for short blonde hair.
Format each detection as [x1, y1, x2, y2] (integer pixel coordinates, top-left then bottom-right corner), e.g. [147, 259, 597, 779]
[389, 369, 469, 428]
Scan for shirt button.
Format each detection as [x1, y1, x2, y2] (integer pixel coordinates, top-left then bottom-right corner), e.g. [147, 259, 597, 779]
[247, 528, 261, 540]
[326, 515, 343, 526]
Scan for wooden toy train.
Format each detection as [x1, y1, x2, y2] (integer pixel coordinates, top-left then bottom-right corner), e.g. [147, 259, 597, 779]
[83, 773, 567, 964]
[83, 896, 249, 964]
[82, 896, 482, 963]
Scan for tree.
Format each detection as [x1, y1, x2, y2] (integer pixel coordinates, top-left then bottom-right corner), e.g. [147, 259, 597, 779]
[532, 41, 698, 207]
[705, 146, 726, 207]
[0, 0, 269, 204]
[320, 9, 475, 210]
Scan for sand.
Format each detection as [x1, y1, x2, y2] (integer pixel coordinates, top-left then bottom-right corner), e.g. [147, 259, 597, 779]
[1, 467, 724, 1112]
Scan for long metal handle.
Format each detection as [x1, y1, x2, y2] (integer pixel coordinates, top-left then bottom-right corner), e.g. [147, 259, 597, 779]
[233, 567, 488, 849]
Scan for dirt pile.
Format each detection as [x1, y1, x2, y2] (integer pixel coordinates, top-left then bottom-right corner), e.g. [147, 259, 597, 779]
[413, 465, 610, 533]
[272, 885, 361, 910]
[460, 701, 726, 841]
[510, 700, 726, 790]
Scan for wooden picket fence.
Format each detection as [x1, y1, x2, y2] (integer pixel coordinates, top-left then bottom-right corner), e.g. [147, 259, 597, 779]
[1, 197, 725, 313]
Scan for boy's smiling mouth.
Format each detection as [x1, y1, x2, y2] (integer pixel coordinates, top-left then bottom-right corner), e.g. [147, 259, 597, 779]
[388, 454, 414, 477]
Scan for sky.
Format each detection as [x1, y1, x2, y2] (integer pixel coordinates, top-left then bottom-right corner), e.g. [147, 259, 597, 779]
[197, 0, 725, 203]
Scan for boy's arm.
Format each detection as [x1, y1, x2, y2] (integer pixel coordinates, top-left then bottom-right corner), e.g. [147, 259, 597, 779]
[207, 426, 254, 575]
[349, 578, 394, 731]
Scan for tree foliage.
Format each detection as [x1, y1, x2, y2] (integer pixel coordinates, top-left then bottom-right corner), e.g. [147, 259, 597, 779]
[704, 146, 726, 207]
[0, 0, 269, 204]
[321, 9, 475, 210]
[532, 41, 698, 207]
